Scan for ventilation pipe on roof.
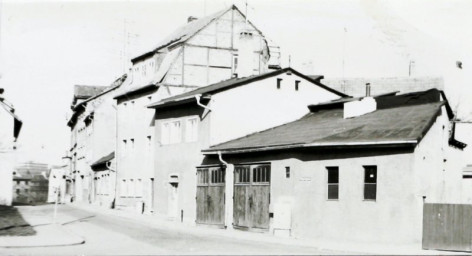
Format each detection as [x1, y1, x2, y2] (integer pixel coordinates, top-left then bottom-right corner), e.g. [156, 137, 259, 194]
[195, 94, 212, 111]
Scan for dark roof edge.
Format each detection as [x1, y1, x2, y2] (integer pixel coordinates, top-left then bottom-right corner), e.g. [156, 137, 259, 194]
[148, 67, 347, 109]
[74, 74, 127, 110]
[114, 84, 158, 100]
[202, 140, 417, 155]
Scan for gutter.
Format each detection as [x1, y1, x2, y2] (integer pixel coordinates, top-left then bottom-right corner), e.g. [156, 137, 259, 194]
[202, 140, 418, 155]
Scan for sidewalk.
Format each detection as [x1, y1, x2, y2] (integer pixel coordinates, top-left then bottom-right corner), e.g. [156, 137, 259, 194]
[69, 202, 468, 255]
[0, 205, 85, 248]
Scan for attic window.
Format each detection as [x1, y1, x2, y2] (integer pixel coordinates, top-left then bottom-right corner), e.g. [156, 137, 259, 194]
[277, 78, 282, 89]
[295, 80, 300, 91]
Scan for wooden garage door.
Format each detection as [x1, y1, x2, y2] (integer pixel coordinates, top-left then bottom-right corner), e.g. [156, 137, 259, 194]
[233, 164, 270, 229]
[196, 167, 225, 225]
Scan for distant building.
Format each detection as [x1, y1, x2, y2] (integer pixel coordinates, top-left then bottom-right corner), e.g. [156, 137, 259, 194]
[13, 162, 49, 205]
[202, 89, 467, 245]
[67, 75, 127, 204]
[47, 164, 69, 204]
[0, 88, 22, 206]
[113, 5, 281, 214]
[147, 67, 346, 223]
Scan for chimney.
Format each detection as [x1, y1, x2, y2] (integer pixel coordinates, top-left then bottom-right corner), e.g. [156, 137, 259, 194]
[365, 83, 371, 97]
[187, 16, 198, 23]
[236, 30, 256, 78]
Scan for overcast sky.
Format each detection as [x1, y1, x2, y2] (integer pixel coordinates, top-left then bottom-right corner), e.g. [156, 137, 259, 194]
[0, 0, 471, 164]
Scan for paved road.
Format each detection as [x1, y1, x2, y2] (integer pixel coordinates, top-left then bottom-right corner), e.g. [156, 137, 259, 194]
[0, 205, 347, 255]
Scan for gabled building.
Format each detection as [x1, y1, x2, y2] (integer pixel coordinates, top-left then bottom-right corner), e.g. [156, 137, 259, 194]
[13, 162, 49, 205]
[147, 67, 347, 224]
[201, 89, 467, 245]
[67, 75, 127, 204]
[113, 5, 281, 213]
[0, 88, 23, 206]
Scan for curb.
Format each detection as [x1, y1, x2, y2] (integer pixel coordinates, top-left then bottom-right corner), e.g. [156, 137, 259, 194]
[0, 223, 85, 248]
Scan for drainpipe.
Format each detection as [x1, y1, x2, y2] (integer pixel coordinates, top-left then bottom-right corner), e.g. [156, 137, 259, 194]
[218, 151, 228, 165]
[195, 94, 212, 111]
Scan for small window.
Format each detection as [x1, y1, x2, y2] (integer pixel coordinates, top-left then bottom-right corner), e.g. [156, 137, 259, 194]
[210, 168, 225, 184]
[16, 189, 20, 193]
[128, 179, 134, 197]
[121, 180, 127, 197]
[327, 167, 339, 200]
[285, 167, 290, 178]
[253, 165, 270, 183]
[235, 166, 250, 183]
[122, 140, 127, 152]
[135, 179, 143, 197]
[295, 80, 300, 91]
[147, 135, 152, 148]
[161, 123, 170, 145]
[277, 78, 282, 89]
[364, 166, 377, 200]
[148, 96, 152, 102]
[25, 189, 28, 193]
[197, 168, 209, 185]
[130, 138, 135, 149]
[25, 181, 29, 185]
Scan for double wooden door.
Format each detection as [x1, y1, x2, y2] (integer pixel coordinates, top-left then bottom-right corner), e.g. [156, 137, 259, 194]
[196, 167, 225, 225]
[233, 164, 271, 229]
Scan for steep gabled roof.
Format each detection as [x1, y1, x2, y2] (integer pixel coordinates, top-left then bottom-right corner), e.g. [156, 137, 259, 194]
[132, 6, 234, 63]
[203, 89, 450, 154]
[90, 152, 115, 170]
[147, 68, 347, 109]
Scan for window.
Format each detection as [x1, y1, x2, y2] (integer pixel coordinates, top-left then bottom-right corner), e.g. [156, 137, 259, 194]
[277, 78, 282, 89]
[161, 123, 170, 145]
[162, 120, 182, 145]
[25, 181, 29, 185]
[235, 164, 270, 184]
[148, 96, 152, 102]
[285, 167, 290, 178]
[198, 167, 225, 185]
[25, 189, 28, 193]
[122, 140, 127, 153]
[130, 138, 135, 150]
[121, 180, 127, 197]
[232, 55, 238, 77]
[128, 179, 134, 197]
[197, 168, 209, 185]
[295, 80, 300, 91]
[235, 166, 250, 183]
[147, 136, 152, 149]
[16, 189, 20, 193]
[327, 167, 339, 200]
[253, 165, 270, 183]
[185, 118, 198, 142]
[135, 179, 143, 197]
[364, 166, 377, 200]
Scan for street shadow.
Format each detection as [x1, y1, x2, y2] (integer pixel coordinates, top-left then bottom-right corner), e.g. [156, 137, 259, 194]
[0, 205, 36, 236]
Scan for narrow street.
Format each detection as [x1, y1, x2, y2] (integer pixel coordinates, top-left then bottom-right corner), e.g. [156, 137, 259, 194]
[0, 204, 346, 255]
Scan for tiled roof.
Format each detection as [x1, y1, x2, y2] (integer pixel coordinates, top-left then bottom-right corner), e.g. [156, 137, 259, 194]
[73, 85, 107, 99]
[148, 68, 344, 109]
[132, 6, 233, 62]
[204, 90, 447, 154]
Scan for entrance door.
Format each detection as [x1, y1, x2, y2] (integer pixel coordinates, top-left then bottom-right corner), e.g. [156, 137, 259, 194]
[168, 183, 179, 219]
[196, 167, 225, 225]
[234, 164, 270, 229]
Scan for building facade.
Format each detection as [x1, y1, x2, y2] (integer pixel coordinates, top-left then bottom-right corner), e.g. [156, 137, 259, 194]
[0, 88, 22, 206]
[12, 162, 49, 205]
[148, 68, 346, 223]
[113, 5, 280, 213]
[67, 75, 127, 204]
[201, 89, 467, 245]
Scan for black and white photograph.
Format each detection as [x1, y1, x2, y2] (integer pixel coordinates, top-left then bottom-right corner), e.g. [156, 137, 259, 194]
[0, 0, 471, 254]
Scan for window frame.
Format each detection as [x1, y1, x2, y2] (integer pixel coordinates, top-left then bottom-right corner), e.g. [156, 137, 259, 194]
[326, 166, 339, 201]
[363, 165, 377, 201]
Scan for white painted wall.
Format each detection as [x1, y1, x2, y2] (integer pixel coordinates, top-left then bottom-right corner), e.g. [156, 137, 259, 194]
[209, 72, 342, 145]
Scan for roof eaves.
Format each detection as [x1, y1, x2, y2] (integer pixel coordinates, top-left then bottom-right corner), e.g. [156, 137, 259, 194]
[113, 83, 158, 100]
[147, 94, 211, 109]
[202, 140, 418, 155]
